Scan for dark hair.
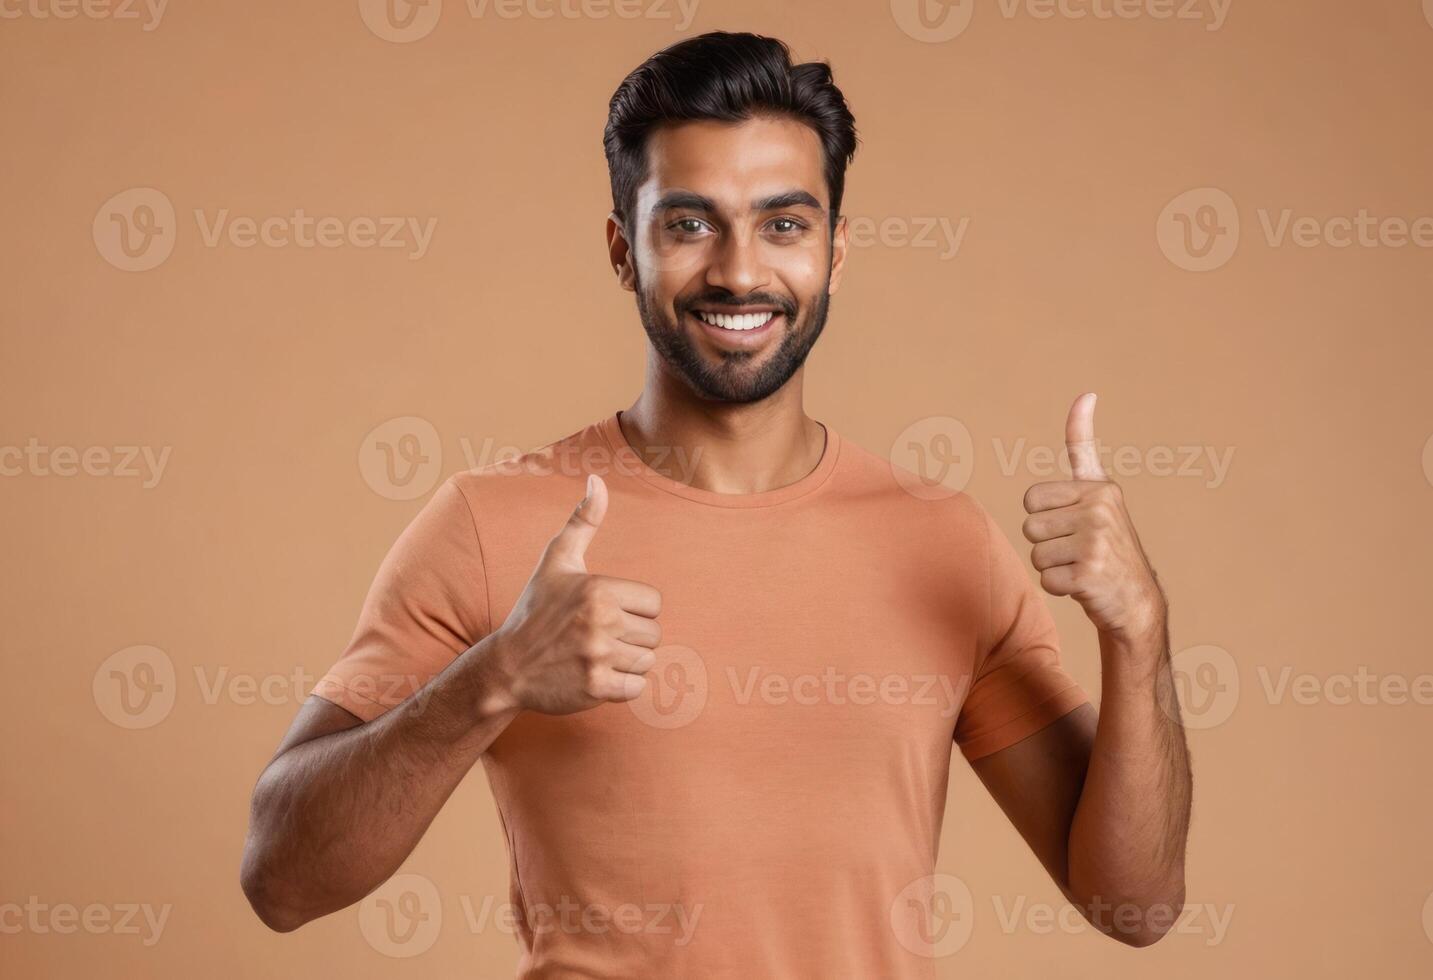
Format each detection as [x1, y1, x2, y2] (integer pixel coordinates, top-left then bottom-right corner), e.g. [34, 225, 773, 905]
[602, 31, 859, 234]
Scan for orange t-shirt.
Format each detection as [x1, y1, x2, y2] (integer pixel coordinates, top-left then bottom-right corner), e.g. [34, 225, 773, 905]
[313, 412, 1089, 978]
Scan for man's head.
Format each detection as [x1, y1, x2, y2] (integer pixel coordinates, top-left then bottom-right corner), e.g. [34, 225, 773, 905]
[602, 32, 858, 404]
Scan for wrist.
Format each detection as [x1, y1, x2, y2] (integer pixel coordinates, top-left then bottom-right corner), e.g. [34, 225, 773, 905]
[465, 630, 525, 720]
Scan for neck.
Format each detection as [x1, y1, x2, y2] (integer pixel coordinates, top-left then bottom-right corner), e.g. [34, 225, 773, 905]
[620, 366, 827, 495]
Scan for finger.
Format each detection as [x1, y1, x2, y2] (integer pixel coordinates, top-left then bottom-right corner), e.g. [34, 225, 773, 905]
[589, 574, 662, 618]
[1038, 564, 1079, 597]
[1030, 535, 1081, 572]
[616, 610, 662, 648]
[1022, 507, 1080, 543]
[541, 475, 609, 572]
[590, 666, 648, 703]
[1064, 392, 1108, 482]
[608, 640, 658, 675]
[1023, 481, 1084, 514]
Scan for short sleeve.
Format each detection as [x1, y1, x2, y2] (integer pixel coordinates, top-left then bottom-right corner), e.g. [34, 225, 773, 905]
[311, 475, 491, 722]
[954, 502, 1090, 762]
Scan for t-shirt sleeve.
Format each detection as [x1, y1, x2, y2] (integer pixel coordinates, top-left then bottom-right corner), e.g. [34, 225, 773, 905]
[310, 475, 492, 722]
[954, 501, 1090, 762]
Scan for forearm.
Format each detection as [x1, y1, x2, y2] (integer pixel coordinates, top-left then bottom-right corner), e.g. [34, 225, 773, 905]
[1066, 614, 1192, 945]
[242, 632, 519, 930]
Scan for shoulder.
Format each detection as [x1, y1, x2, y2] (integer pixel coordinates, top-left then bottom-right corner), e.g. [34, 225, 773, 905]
[445, 419, 600, 519]
[831, 430, 995, 540]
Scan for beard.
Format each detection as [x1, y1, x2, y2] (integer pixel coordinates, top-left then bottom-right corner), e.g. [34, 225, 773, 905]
[632, 264, 832, 404]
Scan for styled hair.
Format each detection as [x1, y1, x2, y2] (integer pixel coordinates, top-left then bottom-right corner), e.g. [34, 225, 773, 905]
[602, 31, 859, 233]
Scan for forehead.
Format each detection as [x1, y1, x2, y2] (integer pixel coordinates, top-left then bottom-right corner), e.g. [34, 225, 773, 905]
[638, 115, 828, 212]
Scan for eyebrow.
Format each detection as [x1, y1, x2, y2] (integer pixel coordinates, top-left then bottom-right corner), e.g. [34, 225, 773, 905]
[649, 189, 825, 217]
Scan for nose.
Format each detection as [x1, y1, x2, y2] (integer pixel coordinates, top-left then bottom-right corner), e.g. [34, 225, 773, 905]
[705, 224, 770, 298]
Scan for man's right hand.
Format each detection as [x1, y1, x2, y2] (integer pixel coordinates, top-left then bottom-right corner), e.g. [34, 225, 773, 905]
[487, 474, 662, 715]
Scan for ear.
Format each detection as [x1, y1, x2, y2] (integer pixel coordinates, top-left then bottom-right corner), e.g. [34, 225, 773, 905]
[607, 211, 636, 292]
[827, 212, 850, 296]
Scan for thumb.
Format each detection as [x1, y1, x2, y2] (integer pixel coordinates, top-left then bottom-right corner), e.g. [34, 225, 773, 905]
[1064, 392, 1108, 481]
[541, 474, 608, 572]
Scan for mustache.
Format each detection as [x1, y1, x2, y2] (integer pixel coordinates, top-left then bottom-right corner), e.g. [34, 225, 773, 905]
[680, 293, 797, 318]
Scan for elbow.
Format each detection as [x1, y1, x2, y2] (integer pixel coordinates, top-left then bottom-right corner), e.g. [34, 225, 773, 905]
[1096, 890, 1186, 949]
[240, 850, 309, 933]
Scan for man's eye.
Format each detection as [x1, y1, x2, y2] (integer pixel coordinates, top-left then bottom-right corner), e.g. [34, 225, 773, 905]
[770, 218, 806, 235]
[670, 218, 707, 234]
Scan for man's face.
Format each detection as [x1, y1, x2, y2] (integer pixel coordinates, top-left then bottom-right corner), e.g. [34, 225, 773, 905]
[614, 115, 848, 403]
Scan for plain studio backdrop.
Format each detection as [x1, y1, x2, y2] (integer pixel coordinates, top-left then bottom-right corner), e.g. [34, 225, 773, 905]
[2, 0, 1431, 976]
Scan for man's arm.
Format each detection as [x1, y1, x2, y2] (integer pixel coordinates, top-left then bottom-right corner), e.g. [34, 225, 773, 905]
[239, 638, 520, 932]
[969, 393, 1192, 948]
[971, 618, 1191, 947]
[240, 475, 661, 931]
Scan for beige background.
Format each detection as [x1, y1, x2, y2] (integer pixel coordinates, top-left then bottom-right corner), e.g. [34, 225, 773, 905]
[3, 0, 1432, 976]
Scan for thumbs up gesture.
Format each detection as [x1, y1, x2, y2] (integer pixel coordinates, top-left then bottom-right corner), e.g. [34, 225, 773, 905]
[1021, 394, 1165, 640]
[487, 475, 663, 715]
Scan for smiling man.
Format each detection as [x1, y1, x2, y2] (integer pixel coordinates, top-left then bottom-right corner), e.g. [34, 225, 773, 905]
[241, 31, 1192, 977]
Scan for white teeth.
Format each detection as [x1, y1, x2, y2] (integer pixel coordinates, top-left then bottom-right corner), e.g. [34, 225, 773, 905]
[695, 310, 777, 331]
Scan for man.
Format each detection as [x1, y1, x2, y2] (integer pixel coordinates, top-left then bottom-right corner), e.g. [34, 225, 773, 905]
[241, 30, 1191, 977]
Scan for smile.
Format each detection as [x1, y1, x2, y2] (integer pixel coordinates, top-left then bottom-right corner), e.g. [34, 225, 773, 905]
[693, 310, 778, 331]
